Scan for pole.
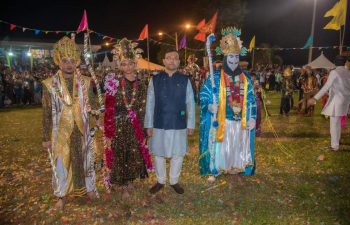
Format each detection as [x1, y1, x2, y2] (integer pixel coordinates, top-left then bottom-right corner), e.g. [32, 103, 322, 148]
[185, 46, 187, 67]
[85, 11, 94, 69]
[147, 36, 151, 80]
[340, 1, 347, 55]
[175, 32, 178, 51]
[252, 48, 255, 69]
[308, 0, 317, 63]
[340, 27, 342, 55]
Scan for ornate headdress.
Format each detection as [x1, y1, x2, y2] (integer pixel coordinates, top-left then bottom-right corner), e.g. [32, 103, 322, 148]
[53, 36, 81, 66]
[215, 27, 247, 56]
[111, 38, 143, 66]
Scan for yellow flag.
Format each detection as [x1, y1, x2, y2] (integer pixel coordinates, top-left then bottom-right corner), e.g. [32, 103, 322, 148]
[249, 36, 255, 52]
[323, 0, 347, 30]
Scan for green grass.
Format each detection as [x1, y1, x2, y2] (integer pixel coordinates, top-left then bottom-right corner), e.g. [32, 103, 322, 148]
[0, 92, 349, 224]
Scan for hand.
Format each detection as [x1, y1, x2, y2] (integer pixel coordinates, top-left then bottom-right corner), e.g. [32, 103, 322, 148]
[246, 119, 256, 130]
[147, 128, 153, 137]
[142, 139, 147, 146]
[95, 118, 102, 127]
[42, 141, 52, 150]
[307, 97, 316, 107]
[106, 138, 112, 149]
[187, 128, 194, 135]
[208, 104, 218, 114]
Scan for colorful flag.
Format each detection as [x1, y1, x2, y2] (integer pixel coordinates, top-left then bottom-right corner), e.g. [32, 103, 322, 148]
[77, 10, 88, 31]
[194, 11, 218, 42]
[138, 24, 149, 40]
[302, 35, 313, 49]
[10, 24, 16, 30]
[199, 11, 218, 34]
[323, 0, 347, 30]
[179, 34, 186, 50]
[249, 36, 255, 51]
[194, 19, 206, 42]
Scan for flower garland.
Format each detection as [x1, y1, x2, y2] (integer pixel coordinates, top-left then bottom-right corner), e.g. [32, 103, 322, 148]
[127, 110, 154, 172]
[104, 73, 119, 170]
[121, 79, 137, 110]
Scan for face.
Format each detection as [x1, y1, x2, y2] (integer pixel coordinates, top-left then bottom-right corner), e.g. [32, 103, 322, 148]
[120, 60, 136, 74]
[226, 53, 239, 72]
[306, 68, 312, 76]
[60, 58, 76, 74]
[163, 51, 180, 71]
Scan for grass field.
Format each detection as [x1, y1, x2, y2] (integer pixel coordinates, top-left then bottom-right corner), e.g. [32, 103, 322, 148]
[0, 91, 349, 224]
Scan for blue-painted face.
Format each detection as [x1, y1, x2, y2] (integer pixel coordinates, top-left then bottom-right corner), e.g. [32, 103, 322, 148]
[226, 53, 239, 72]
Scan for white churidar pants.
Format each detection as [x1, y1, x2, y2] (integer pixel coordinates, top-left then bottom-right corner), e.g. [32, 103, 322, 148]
[154, 154, 184, 185]
[330, 116, 341, 149]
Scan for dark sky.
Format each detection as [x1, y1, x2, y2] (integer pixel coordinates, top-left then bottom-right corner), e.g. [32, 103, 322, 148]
[0, 0, 349, 66]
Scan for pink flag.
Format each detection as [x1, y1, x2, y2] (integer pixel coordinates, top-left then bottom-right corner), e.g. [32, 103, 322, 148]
[77, 10, 88, 31]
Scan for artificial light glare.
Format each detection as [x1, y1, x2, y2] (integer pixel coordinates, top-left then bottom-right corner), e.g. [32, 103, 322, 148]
[8, 52, 13, 56]
[106, 43, 109, 46]
[27, 52, 32, 56]
[158, 32, 163, 36]
[87, 54, 91, 58]
[186, 24, 191, 29]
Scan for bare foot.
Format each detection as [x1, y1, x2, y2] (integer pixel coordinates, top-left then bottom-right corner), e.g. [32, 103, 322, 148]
[54, 196, 67, 210]
[231, 174, 246, 183]
[207, 176, 216, 183]
[127, 181, 135, 191]
[122, 189, 130, 202]
[87, 191, 96, 200]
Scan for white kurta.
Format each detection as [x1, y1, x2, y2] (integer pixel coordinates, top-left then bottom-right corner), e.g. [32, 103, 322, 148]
[314, 66, 350, 116]
[144, 78, 196, 158]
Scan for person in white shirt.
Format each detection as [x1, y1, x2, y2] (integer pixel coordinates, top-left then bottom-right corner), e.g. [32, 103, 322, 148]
[308, 55, 350, 151]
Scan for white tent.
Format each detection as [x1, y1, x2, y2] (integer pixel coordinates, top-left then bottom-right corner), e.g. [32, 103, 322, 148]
[136, 58, 165, 70]
[102, 53, 112, 68]
[307, 52, 335, 69]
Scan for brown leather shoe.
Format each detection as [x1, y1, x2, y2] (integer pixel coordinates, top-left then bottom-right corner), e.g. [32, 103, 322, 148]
[170, 183, 184, 194]
[149, 182, 165, 194]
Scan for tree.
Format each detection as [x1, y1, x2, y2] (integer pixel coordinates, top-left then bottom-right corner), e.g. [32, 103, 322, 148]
[254, 43, 283, 66]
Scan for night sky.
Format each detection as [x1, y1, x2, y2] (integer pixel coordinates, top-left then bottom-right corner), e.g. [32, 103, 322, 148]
[0, 0, 349, 66]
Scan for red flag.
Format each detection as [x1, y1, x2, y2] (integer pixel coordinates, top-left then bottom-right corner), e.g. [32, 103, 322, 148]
[200, 11, 218, 34]
[196, 19, 206, 30]
[194, 33, 206, 42]
[138, 24, 148, 40]
[77, 10, 88, 31]
[10, 24, 16, 30]
[109, 38, 114, 42]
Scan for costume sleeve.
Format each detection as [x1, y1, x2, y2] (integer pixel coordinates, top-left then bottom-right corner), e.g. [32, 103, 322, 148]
[42, 84, 52, 142]
[89, 79, 98, 111]
[199, 76, 213, 115]
[137, 81, 148, 138]
[186, 80, 196, 129]
[314, 70, 337, 100]
[144, 78, 155, 128]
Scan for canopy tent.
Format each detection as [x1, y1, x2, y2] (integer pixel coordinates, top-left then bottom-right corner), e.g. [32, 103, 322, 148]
[307, 52, 335, 69]
[136, 58, 164, 70]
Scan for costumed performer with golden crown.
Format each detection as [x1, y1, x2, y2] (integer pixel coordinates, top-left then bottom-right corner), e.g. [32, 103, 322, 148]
[42, 36, 100, 209]
[104, 38, 152, 202]
[199, 27, 257, 183]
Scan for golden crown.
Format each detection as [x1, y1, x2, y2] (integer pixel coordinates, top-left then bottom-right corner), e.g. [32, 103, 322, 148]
[111, 38, 143, 66]
[215, 27, 247, 56]
[53, 36, 81, 66]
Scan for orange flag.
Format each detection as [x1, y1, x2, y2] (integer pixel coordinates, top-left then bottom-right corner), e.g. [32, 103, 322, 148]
[194, 11, 218, 42]
[200, 11, 218, 34]
[138, 24, 148, 40]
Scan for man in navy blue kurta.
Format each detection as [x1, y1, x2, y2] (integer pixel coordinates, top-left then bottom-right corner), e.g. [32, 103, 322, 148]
[145, 49, 196, 194]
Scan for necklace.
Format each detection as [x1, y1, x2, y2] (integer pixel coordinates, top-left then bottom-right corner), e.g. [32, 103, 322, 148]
[121, 78, 137, 110]
[53, 76, 79, 107]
